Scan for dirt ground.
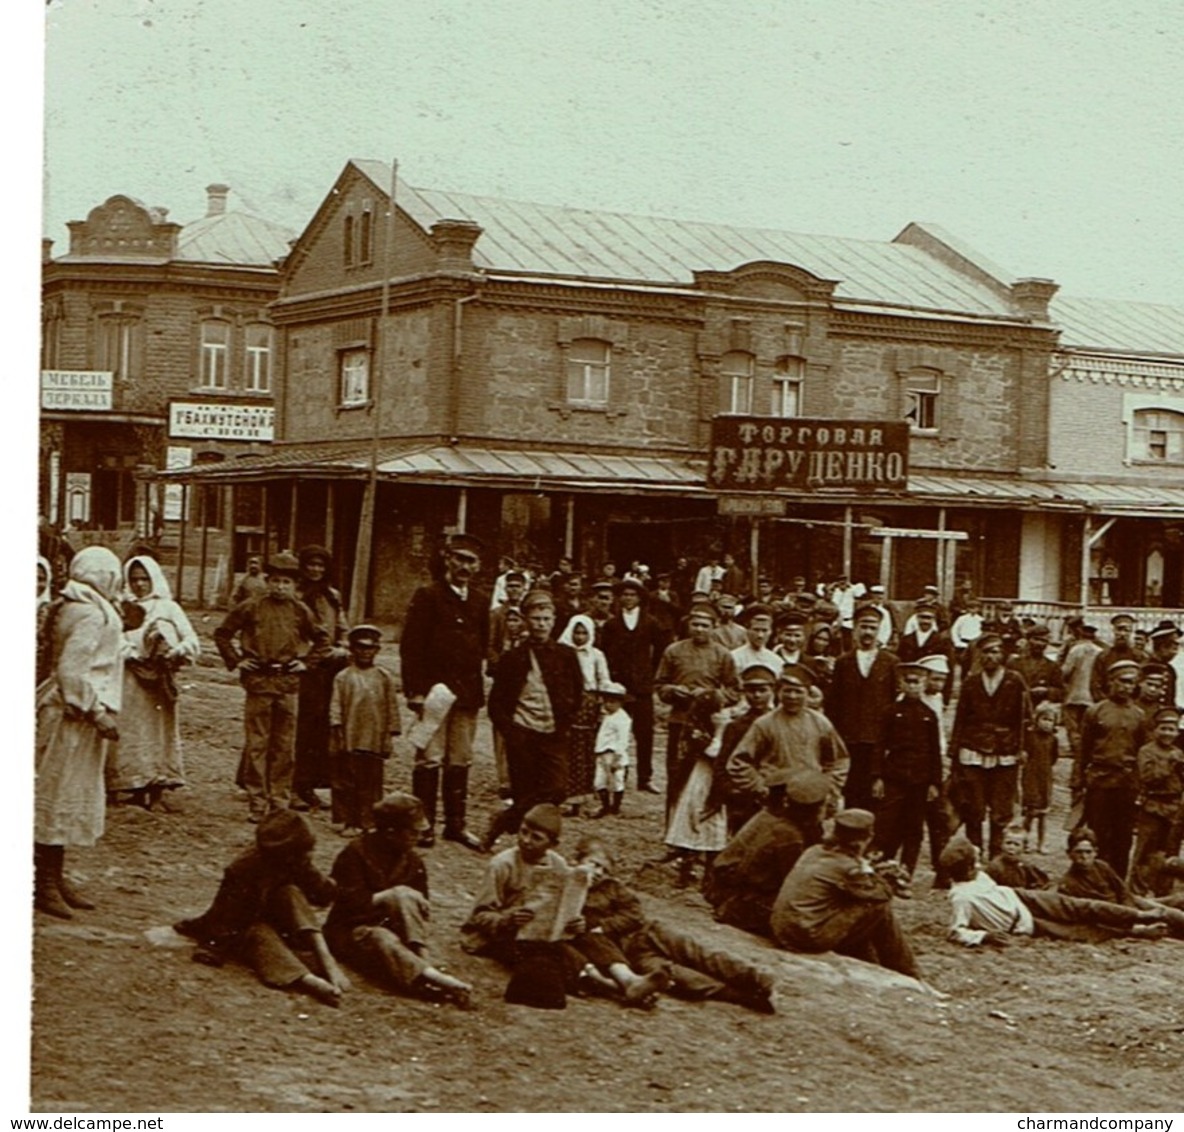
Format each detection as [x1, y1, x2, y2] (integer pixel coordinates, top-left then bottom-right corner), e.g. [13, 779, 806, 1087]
[28, 615, 1184, 1113]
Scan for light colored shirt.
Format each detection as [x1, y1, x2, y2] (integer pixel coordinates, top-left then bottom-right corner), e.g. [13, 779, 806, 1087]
[513, 649, 555, 733]
[947, 869, 1034, 945]
[855, 647, 877, 679]
[950, 613, 983, 649]
[731, 643, 784, 675]
[594, 707, 633, 762]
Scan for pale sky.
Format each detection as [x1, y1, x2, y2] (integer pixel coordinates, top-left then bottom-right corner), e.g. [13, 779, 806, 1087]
[36, 0, 1184, 306]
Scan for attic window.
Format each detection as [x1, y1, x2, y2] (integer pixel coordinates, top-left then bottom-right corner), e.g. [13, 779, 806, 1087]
[359, 203, 374, 265]
[343, 215, 354, 267]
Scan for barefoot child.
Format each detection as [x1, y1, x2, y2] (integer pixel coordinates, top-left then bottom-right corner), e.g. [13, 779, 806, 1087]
[174, 810, 350, 1006]
[592, 682, 632, 818]
[329, 625, 402, 835]
[1021, 701, 1059, 852]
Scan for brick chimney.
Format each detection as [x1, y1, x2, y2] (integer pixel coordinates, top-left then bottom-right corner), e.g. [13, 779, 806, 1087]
[42, 238, 53, 263]
[430, 219, 483, 271]
[206, 184, 231, 217]
[1011, 277, 1058, 321]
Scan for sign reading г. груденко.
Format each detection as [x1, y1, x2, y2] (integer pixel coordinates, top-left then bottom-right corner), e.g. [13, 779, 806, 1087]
[708, 416, 909, 491]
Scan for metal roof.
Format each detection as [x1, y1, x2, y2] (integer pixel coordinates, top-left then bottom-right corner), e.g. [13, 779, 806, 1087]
[153, 440, 1184, 518]
[1051, 295, 1184, 356]
[176, 210, 295, 267]
[349, 160, 1021, 318]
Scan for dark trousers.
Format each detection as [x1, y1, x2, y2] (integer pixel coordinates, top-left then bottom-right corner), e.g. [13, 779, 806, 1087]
[242, 691, 298, 817]
[1016, 888, 1140, 941]
[330, 750, 386, 829]
[664, 723, 688, 815]
[1130, 810, 1181, 896]
[495, 723, 569, 839]
[874, 779, 929, 875]
[622, 694, 655, 788]
[1083, 782, 1137, 879]
[957, 763, 1018, 859]
[626, 920, 773, 1001]
[241, 883, 322, 987]
[843, 743, 878, 812]
[774, 900, 920, 980]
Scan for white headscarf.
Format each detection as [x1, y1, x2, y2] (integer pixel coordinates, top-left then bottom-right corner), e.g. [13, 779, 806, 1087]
[557, 613, 608, 691]
[37, 555, 53, 608]
[124, 555, 200, 662]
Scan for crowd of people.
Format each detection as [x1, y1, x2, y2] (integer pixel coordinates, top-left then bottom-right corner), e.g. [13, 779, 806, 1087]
[33, 534, 1184, 1012]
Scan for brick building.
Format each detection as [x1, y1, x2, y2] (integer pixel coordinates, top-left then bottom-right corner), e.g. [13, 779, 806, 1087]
[40, 185, 292, 582]
[162, 160, 1181, 621]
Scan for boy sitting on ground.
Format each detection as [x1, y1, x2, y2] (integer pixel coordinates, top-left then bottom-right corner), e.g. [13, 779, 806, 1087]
[174, 810, 350, 1007]
[940, 837, 1168, 946]
[985, 824, 1050, 890]
[323, 793, 473, 1008]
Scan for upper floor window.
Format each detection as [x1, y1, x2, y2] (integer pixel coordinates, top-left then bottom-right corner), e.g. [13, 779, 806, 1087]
[96, 314, 142, 381]
[244, 324, 272, 393]
[773, 355, 804, 418]
[343, 215, 354, 266]
[720, 351, 755, 415]
[566, 338, 610, 405]
[904, 368, 940, 431]
[359, 205, 374, 265]
[1132, 408, 1184, 463]
[340, 348, 370, 407]
[200, 320, 231, 389]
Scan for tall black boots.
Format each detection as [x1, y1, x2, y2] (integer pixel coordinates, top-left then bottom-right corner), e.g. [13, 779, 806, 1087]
[442, 765, 484, 853]
[411, 765, 440, 848]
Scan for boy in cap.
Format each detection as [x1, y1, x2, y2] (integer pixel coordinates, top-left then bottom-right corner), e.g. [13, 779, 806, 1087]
[1091, 613, 1142, 703]
[1009, 625, 1063, 708]
[705, 767, 831, 936]
[730, 603, 783, 676]
[400, 532, 490, 851]
[707, 662, 780, 834]
[770, 809, 923, 980]
[1129, 706, 1184, 896]
[324, 793, 473, 1007]
[1076, 658, 1148, 876]
[174, 810, 349, 1007]
[214, 551, 331, 821]
[460, 803, 572, 964]
[591, 681, 632, 818]
[871, 662, 943, 878]
[329, 625, 401, 836]
[1020, 700, 1060, 852]
[712, 594, 747, 650]
[1148, 620, 1183, 709]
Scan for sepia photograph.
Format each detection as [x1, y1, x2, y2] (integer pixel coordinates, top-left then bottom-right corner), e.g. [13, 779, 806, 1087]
[22, 0, 1184, 1117]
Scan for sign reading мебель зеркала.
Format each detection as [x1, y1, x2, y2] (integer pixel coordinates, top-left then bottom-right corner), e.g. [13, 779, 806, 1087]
[169, 401, 275, 442]
[41, 371, 113, 411]
[708, 416, 909, 492]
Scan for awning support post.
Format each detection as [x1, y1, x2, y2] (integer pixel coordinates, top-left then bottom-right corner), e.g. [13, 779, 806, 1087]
[457, 488, 468, 533]
[175, 485, 188, 602]
[842, 506, 853, 579]
[749, 519, 761, 587]
[564, 495, 575, 559]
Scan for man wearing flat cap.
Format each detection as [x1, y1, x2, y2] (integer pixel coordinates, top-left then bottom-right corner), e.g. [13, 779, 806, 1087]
[1148, 620, 1183, 710]
[1130, 707, 1184, 896]
[324, 794, 473, 1007]
[706, 767, 831, 936]
[215, 551, 331, 821]
[726, 665, 847, 825]
[1008, 625, 1063, 709]
[896, 599, 954, 671]
[1076, 657, 1148, 876]
[400, 532, 490, 851]
[1062, 622, 1104, 762]
[730, 603, 783, 676]
[1091, 613, 1144, 703]
[599, 577, 668, 794]
[948, 631, 1030, 859]
[827, 603, 899, 811]
[770, 809, 923, 980]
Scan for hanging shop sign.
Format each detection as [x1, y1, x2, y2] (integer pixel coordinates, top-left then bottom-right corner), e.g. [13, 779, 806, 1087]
[41, 371, 113, 411]
[169, 401, 275, 441]
[708, 416, 909, 492]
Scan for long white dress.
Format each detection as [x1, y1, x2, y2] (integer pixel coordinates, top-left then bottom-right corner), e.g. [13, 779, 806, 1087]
[35, 549, 124, 847]
[105, 556, 200, 795]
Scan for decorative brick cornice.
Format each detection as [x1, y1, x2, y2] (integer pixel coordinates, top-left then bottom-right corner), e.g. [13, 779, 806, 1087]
[1056, 353, 1184, 389]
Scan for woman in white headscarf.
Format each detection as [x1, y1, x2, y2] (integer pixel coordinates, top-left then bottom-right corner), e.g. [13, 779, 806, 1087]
[106, 554, 201, 812]
[557, 613, 610, 811]
[35, 546, 125, 919]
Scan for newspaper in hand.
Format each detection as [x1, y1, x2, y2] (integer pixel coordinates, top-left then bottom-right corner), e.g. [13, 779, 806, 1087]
[515, 861, 593, 943]
[405, 682, 458, 750]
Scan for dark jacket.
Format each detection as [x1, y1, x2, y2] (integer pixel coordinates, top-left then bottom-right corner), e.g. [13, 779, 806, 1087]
[487, 638, 585, 735]
[399, 580, 490, 709]
[599, 612, 666, 695]
[873, 695, 943, 787]
[950, 669, 1030, 759]
[828, 649, 899, 746]
[896, 629, 954, 666]
[323, 833, 428, 952]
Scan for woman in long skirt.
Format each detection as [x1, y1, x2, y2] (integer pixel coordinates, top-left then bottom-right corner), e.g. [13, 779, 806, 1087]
[557, 613, 610, 811]
[35, 546, 125, 919]
[106, 555, 201, 811]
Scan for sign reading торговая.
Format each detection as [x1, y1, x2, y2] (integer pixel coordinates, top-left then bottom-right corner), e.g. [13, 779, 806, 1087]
[709, 417, 909, 492]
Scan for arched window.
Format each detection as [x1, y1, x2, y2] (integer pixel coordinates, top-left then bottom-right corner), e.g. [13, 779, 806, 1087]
[566, 338, 610, 405]
[720, 351, 755, 414]
[1132, 408, 1184, 462]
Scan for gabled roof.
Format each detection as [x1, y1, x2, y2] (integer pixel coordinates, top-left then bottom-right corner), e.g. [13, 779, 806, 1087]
[347, 160, 1022, 318]
[1050, 295, 1184, 356]
[177, 210, 294, 267]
